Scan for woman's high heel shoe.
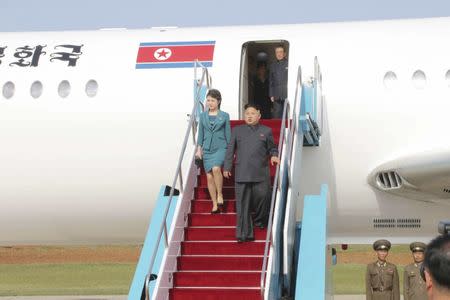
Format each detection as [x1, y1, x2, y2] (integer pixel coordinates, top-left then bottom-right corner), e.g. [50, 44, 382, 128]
[217, 195, 225, 213]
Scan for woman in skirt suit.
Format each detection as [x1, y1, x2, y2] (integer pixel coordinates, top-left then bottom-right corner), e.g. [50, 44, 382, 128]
[196, 89, 231, 213]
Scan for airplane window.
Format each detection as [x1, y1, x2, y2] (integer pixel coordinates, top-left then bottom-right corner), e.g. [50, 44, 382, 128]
[85, 80, 98, 97]
[58, 80, 71, 98]
[30, 81, 43, 99]
[383, 71, 397, 89]
[2, 81, 15, 99]
[412, 70, 426, 89]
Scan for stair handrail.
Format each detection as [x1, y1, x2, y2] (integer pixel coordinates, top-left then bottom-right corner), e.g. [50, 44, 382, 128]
[144, 60, 210, 300]
[286, 67, 301, 184]
[260, 66, 302, 299]
[314, 56, 323, 135]
[259, 98, 289, 300]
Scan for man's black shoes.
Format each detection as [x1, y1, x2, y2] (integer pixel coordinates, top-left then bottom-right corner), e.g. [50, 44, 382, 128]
[254, 222, 266, 229]
[237, 237, 255, 243]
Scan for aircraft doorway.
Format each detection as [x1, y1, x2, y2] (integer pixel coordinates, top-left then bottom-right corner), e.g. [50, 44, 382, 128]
[239, 40, 289, 119]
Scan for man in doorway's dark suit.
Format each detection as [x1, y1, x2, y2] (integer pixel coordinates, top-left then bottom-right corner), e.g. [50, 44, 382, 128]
[269, 45, 288, 119]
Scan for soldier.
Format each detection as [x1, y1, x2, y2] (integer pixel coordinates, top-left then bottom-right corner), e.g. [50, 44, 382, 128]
[404, 242, 427, 300]
[365, 239, 400, 300]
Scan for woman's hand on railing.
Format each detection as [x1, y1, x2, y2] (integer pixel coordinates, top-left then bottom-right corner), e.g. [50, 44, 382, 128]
[195, 147, 203, 159]
[270, 156, 280, 166]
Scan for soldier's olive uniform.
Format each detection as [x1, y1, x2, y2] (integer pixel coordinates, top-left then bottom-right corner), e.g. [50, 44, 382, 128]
[403, 242, 427, 300]
[365, 240, 400, 300]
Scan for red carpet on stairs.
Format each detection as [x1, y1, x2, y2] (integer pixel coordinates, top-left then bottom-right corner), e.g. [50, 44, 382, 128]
[168, 119, 281, 300]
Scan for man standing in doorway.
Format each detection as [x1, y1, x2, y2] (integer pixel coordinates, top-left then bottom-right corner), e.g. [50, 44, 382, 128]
[269, 45, 288, 119]
[404, 242, 427, 300]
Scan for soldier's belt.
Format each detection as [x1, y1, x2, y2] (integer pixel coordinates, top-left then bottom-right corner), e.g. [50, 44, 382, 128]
[373, 287, 392, 292]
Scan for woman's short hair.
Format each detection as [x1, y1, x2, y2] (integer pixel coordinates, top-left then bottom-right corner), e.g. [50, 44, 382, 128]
[207, 89, 222, 102]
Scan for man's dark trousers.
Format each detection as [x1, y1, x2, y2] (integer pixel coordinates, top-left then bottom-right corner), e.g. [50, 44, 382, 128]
[224, 124, 278, 241]
[235, 176, 270, 240]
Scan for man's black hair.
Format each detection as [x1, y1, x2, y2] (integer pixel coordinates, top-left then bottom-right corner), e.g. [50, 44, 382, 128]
[275, 44, 285, 52]
[424, 234, 450, 290]
[244, 103, 261, 111]
[256, 61, 267, 68]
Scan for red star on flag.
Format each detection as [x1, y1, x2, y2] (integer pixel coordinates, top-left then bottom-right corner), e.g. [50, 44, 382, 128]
[153, 47, 172, 61]
[157, 49, 169, 58]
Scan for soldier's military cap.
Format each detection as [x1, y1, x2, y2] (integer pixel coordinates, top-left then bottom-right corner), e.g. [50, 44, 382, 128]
[373, 239, 391, 251]
[409, 242, 426, 252]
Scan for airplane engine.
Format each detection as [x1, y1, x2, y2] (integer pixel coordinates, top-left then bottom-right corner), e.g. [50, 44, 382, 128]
[369, 150, 450, 202]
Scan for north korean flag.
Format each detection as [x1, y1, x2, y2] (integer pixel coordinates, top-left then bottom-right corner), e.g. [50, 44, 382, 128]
[136, 41, 215, 69]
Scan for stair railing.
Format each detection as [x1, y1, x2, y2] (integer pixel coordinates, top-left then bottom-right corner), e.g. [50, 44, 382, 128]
[144, 60, 211, 300]
[281, 66, 303, 295]
[314, 56, 323, 132]
[260, 66, 302, 299]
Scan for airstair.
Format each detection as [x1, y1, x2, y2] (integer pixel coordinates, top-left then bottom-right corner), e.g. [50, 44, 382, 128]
[128, 58, 331, 300]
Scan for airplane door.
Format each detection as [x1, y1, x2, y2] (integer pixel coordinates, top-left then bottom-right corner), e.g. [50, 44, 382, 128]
[239, 40, 289, 119]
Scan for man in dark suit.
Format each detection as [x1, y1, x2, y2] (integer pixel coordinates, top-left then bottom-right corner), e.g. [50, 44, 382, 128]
[223, 104, 279, 242]
[269, 45, 288, 119]
[251, 62, 271, 119]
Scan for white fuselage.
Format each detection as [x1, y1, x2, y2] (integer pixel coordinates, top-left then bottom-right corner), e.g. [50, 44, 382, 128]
[1, 18, 449, 245]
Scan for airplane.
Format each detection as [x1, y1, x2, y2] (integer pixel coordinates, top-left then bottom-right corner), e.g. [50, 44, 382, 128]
[0, 16, 449, 248]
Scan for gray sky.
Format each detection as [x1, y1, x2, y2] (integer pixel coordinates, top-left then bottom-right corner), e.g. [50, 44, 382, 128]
[1, 0, 450, 32]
